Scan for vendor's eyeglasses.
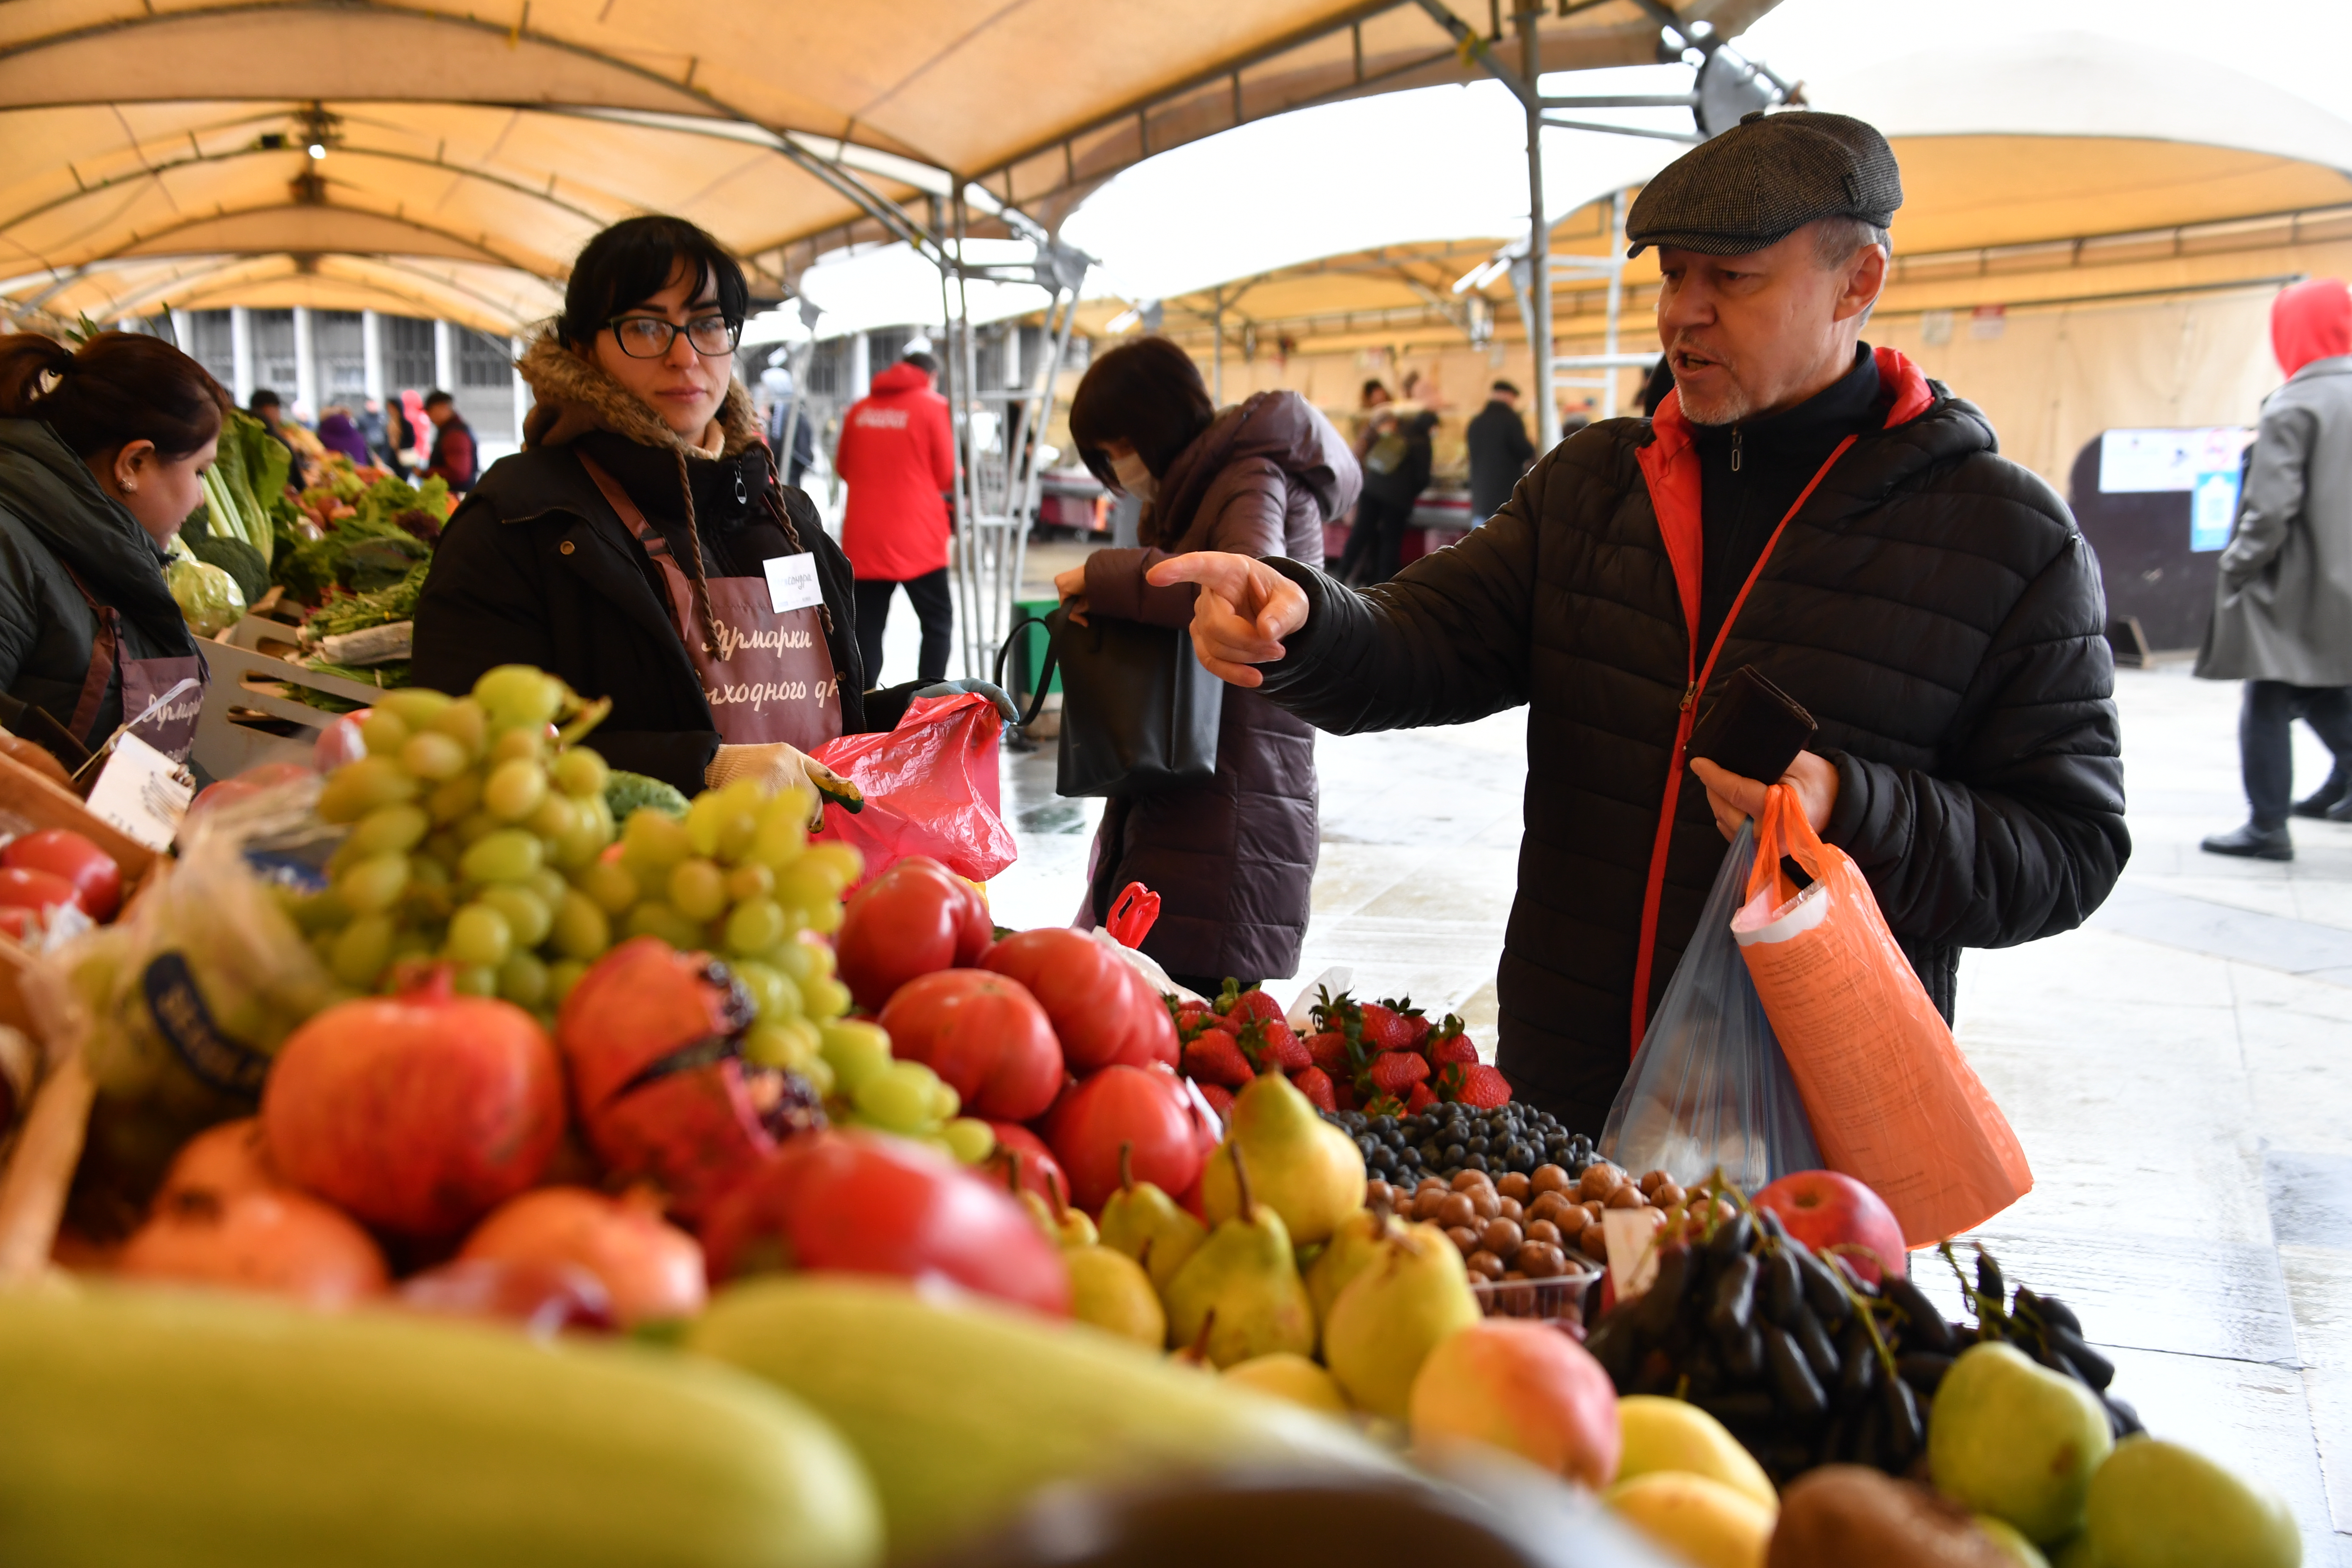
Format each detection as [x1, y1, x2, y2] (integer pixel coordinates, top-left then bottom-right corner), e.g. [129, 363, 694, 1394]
[607, 313, 740, 358]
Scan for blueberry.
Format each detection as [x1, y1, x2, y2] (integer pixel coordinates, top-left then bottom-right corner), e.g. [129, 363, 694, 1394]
[1464, 1153, 1489, 1172]
[1445, 1143, 1467, 1163]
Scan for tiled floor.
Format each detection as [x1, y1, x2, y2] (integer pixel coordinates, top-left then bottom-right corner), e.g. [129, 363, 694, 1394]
[886, 572, 2352, 1562]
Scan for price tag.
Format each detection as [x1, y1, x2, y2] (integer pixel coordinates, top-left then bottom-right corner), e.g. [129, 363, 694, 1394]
[763, 554, 823, 614]
[84, 731, 194, 852]
[1603, 1205, 1670, 1301]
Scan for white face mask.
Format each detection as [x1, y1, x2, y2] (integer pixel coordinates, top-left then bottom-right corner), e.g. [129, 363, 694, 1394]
[1109, 449, 1156, 503]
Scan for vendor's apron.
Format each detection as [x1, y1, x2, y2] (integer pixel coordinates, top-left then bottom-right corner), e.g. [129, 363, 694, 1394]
[577, 453, 842, 751]
[63, 567, 207, 763]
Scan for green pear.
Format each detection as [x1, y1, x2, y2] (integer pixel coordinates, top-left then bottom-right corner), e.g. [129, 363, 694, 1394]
[1306, 1206, 1399, 1342]
[1200, 1073, 1365, 1246]
[1161, 1145, 1316, 1369]
[1320, 1220, 1481, 1421]
[1978, 1514, 2055, 1568]
[1929, 1342, 2114, 1544]
[2084, 1436, 2300, 1568]
[1097, 1144, 1206, 1292]
[1064, 1246, 1167, 1351]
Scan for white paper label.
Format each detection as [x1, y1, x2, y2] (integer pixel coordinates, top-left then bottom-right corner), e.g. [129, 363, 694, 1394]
[763, 554, 822, 615]
[85, 731, 193, 852]
[1603, 1205, 1669, 1301]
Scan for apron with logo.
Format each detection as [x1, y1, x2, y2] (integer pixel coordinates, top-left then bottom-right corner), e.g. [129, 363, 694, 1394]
[577, 452, 843, 752]
[64, 567, 207, 763]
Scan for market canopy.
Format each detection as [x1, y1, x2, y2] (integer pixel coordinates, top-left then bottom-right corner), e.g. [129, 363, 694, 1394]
[0, 0, 1775, 331]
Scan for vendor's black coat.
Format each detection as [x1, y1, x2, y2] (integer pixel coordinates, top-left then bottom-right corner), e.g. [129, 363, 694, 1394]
[1257, 381, 2129, 1132]
[412, 448, 866, 793]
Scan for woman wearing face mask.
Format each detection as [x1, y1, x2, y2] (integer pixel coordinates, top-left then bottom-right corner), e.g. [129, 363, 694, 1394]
[0, 332, 227, 774]
[1055, 337, 1360, 994]
[415, 216, 976, 806]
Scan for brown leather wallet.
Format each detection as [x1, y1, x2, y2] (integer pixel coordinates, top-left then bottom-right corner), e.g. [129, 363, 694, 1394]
[1687, 665, 1816, 784]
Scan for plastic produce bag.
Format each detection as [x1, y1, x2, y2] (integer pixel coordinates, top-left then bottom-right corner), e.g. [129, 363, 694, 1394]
[1602, 823, 1820, 1191]
[1732, 784, 2032, 1246]
[812, 691, 1017, 886]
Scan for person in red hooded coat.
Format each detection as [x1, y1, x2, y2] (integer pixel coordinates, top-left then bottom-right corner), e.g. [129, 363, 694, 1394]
[836, 351, 956, 683]
[2196, 277, 2352, 854]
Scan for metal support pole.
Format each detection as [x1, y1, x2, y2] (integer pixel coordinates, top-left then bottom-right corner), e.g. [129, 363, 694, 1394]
[1603, 188, 1627, 419]
[292, 304, 317, 423]
[1211, 288, 1225, 405]
[432, 319, 455, 395]
[1518, 3, 1557, 453]
[361, 308, 385, 403]
[230, 307, 253, 406]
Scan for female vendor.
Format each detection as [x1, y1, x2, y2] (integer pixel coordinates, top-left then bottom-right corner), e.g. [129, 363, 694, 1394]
[0, 332, 225, 774]
[415, 216, 1003, 806]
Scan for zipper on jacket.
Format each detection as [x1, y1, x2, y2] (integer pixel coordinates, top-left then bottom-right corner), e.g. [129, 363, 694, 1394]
[1730, 426, 1743, 473]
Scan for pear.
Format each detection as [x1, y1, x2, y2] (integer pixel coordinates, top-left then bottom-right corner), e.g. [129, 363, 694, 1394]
[1099, 1143, 1206, 1291]
[1200, 1073, 1365, 1245]
[1064, 1246, 1167, 1351]
[1223, 1351, 1350, 1416]
[2084, 1436, 2299, 1568]
[1043, 1171, 1098, 1250]
[1929, 1342, 2114, 1544]
[1320, 1220, 1481, 1421]
[1306, 1206, 1399, 1341]
[1161, 1144, 1316, 1369]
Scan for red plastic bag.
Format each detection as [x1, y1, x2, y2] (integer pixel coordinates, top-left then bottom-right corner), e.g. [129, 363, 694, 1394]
[811, 692, 1016, 886]
[1731, 784, 2032, 1247]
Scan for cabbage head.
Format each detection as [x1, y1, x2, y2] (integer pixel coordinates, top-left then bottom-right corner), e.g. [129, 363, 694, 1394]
[166, 558, 246, 635]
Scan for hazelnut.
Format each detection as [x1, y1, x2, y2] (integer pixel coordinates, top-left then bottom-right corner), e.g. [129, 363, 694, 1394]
[1465, 1249, 1507, 1281]
[1530, 1164, 1572, 1195]
[1655, 1181, 1686, 1209]
[1446, 1225, 1482, 1256]
[1552, 1206, 1588, 1237]
[1519, 1241, 1568, 1278]
[1577, 1165, 1623, 1202]
[1413, 1187, 1451, 1222]
[1580, 1225, 1611, 1262]
[1418, 1177, 1451, 1198]
[1502, 1269, 1528, 1282]
[1583, 1200, 1609, 1224]
[1481, 1217, 1523, 1256]
[1364, 1179, 1393, 1213]
[1639, 1169, 1669, 1197]
[1451, 1169, 1495, 1193]
[1468, 1185, 1502, 1220]
[1496, 1172, 1532, 1202]
[1438, 1192, 1478, 1230]
[1495, 1195, 1524, 1225]
[1605, 1183, 1645, 1209]
[1525, 1218, 1563, 1248]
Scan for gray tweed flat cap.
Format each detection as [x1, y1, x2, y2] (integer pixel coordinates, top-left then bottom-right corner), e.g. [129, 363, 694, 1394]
[1625, 110, 1902, 257]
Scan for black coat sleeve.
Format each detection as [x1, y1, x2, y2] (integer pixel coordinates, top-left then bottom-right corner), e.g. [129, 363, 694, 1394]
[1254, 450, 1545, 730]
[1822, 525, 2130, 948]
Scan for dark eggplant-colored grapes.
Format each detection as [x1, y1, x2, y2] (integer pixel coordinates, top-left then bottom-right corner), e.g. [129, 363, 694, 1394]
[1322, 1104, 1597, 1187]
[1581, 1192, 2141, 1489]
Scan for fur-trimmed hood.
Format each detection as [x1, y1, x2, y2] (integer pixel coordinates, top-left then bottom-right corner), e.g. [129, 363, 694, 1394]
[517, 331, 761, 458]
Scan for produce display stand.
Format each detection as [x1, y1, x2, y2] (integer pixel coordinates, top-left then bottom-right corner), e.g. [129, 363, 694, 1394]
[191, 615, 404, 782]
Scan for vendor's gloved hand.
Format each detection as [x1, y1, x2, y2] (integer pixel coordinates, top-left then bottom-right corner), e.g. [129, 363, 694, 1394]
[706, 741, 864, 828]
[913, 678, 1020, 724]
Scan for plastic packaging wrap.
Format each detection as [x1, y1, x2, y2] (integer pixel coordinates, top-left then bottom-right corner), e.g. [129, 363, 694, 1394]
[812, 691, 1017, 885]
[1601, 823, 1820, 1191]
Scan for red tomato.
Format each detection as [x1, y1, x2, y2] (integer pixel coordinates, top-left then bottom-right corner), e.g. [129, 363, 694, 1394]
[983, 1121, 1068, 1205]
[0, 866, 82, 917]
[1043, 1064, 1211, 1213]
[981, 928, 1149, 1073]
[1106, 964, 1180, 1069]
[836, 858, 977, 1012]
[0, 908, 35, 942]
[700, 1130, 1070, 1315]
[877, 969, 1063, 1123]
[2, 829, 122, 921]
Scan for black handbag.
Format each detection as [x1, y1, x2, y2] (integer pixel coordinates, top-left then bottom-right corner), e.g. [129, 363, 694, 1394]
[995, 604, 1222, 797]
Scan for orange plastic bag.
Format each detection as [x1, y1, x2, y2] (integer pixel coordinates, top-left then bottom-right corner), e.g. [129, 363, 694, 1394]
[811, 692, 1017, 888]
[1729, 785, 2031, 1246]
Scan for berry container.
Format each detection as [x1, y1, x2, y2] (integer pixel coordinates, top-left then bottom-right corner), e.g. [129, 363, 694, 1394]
[1469, 1252, 1603, 1330]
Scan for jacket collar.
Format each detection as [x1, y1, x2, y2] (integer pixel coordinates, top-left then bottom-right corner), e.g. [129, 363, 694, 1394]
[0, 417, 192, 655]
[515, 331, 760, 458]
[2290, 354, 2352, 382]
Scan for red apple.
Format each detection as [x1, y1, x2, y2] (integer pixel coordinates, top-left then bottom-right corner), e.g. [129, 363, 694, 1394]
[1753, 1169, 1908, 1284]
[1408, 1318, 1621, 1489]
[1043, 1064, 1209, 1213]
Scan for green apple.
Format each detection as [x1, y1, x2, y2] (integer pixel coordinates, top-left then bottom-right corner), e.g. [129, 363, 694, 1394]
[1929, 1342, 2113, 1543]
[2084, 1436, 2300, 1568]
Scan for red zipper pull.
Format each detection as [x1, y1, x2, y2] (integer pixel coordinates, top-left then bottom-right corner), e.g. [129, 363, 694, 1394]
[1679, 681, 1699, 712]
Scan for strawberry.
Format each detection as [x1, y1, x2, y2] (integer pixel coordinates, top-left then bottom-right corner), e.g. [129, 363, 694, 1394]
[1171, 997, 1219, 1042]
[1309, 985, 1362, 1040]
[1375, 996, 1431, 1049]
[1405, 1081, 1440, 1114]
[1331, 1078, 1358, 1113]
[1360, 1092, 1406, 1119]
[1290, 1066, 1337, 1112]
[1361, 1051, 1429, 1099]
[1437, 1062, 1511, 1108]
[1357, 1001, 1423, 1054]
[1214, 977, 1287, 1030]
[1306, 1030, 1355, 1075]
[1426, 1013, 1479, 1067]
[1195, 1082, 1235, 1122]
[1234, 1015, 1309, 1073]
[1182, 1031, 1255, 1088]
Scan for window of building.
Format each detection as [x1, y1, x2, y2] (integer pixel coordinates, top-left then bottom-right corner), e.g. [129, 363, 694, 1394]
[248, 310, 297, 401]
[382, 316, 434, 391]
[455, 327, 512, 388]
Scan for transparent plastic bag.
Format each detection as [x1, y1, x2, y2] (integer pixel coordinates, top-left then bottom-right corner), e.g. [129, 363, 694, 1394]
[1601, 823, 1820, 1190]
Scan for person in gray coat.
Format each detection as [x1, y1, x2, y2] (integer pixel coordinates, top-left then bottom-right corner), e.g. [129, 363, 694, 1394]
[2198, 277, 2352, 860]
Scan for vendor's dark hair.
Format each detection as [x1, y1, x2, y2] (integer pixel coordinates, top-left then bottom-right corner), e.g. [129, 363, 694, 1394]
[1068, 336, 1214, 490]
[0, 332, 228, 461]
[558, 215, 750, 347]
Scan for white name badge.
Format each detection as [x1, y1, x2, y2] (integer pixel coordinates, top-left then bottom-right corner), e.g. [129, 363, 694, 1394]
[86, 731, 194, 852]
[763, 554, 823, 615]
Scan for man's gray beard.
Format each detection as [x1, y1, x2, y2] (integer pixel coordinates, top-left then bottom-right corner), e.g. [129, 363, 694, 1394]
[1673, 376, 1753, 427]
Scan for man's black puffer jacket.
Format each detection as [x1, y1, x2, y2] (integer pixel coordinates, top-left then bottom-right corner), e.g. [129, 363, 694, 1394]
[1255, 353, 2129, 1132]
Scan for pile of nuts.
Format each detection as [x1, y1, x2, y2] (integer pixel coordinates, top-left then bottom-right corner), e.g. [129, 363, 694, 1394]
[1367, 1161, 1690, 1280]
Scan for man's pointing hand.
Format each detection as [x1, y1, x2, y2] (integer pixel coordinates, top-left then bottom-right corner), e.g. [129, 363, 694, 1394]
[1146, 552, 1311, 689]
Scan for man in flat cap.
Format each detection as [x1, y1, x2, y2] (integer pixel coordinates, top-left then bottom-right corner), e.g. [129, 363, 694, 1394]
[1140, 111, 2127, 1131]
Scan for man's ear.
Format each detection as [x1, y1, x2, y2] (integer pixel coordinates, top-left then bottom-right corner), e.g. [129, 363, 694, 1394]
[1838, 244, 1889, 324]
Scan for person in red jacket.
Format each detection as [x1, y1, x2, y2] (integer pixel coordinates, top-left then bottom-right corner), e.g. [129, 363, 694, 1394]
[836, 350, 956, 681]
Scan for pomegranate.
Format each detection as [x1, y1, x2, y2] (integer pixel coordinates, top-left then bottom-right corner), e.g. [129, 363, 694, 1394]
[119, 1187, 389, 1307]
[155, 1117, 283, 1204]
[461, 1186, 705, 1326]
[398, 1257, 615, 1337]
[554, 938, 823, 1221]
[701, 1130, 1070, 1315]
[261, 966, 565, 1236]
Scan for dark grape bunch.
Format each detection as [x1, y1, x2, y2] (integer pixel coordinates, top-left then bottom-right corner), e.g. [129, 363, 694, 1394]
[1582, 1196, 2140, 1489]
[1323, 1104, 1597, 1187]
